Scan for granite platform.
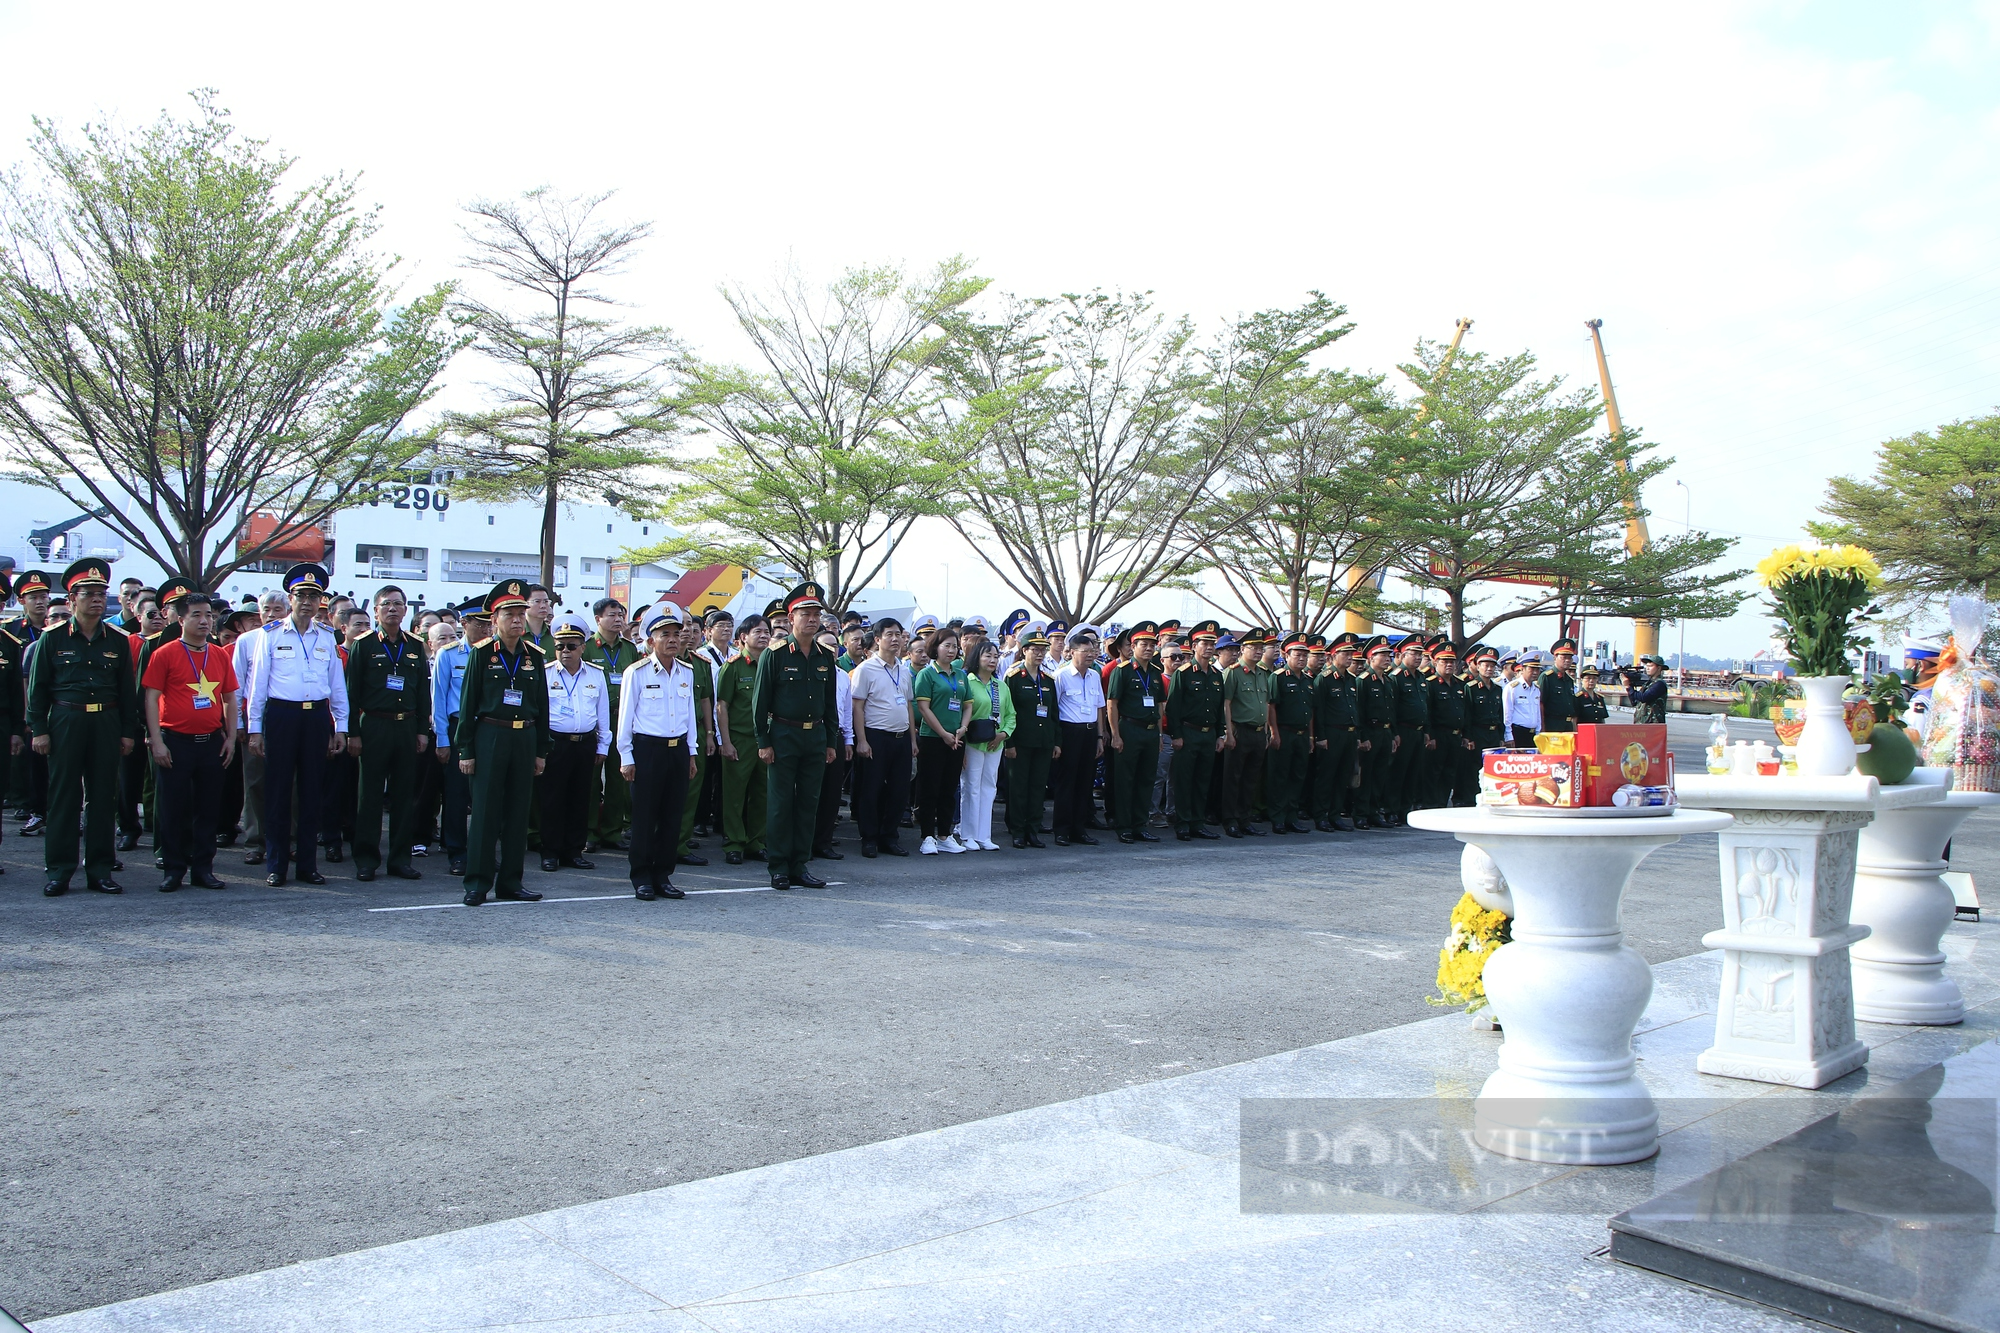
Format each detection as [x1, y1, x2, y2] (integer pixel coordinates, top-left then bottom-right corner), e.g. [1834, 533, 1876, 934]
[32, 925, 2000, 1333]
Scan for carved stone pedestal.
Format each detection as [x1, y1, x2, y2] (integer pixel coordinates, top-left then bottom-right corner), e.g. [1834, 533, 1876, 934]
[1852, 785, 2000, 1025]
[1674, 776, 1944, 1088]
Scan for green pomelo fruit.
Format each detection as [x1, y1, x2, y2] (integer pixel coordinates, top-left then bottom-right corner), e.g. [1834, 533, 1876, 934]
[1856, 722, 1918, 785]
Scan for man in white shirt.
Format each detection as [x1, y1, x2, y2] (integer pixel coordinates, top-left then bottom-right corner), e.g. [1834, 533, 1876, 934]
[243, 565, 349, 887]
[617, 604, 699, 900]
[811, 629, 858, 860]
[232, 588, 289, 861]
[1503, 651, 1545, 747]
[1051, 627, 1107, 846]
[850, 618, 914, 857]
[541, 612, 611, 873]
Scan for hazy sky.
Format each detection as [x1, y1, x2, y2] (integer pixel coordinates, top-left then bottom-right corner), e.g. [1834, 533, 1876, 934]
[2, 1, 1995, 655]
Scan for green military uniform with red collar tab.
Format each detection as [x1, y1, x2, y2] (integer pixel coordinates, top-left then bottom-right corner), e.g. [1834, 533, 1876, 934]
[455, 581, 553, 905]
[348, 626, 433, 877]
[751, 583, 840, 884]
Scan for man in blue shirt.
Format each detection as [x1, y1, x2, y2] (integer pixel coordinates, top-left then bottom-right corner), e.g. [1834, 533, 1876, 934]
[431, 600, 489, 877]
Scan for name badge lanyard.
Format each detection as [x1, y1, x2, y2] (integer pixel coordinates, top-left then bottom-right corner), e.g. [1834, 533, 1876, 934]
[182, 640, 216, 709]
[383, 637, 407, 691]
[496, 644, 527, 707]
[555, 663, 582, 717]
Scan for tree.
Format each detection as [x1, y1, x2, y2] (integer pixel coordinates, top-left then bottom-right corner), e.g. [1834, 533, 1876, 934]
[1810, 411, 2000, 616]
[1373, 341, 1742, 647]
[646, 258, 985, 612]
[1196, 367, 1403, 634]
[443, 189, 680, 589]
[0, 93, 454, 587]
[932, 290, 1351, 624]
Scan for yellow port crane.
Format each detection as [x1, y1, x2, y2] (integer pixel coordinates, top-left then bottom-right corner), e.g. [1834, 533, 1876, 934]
[1585, 318, 1659, 660]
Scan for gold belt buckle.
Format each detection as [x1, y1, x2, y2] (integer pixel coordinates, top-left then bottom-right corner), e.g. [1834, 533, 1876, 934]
[667, 737, 682, 747]
[801, 720, 814, 729]
[300, 700, 315, 710]
[512, 720, 526, 729]
[85, 702, 104, 713]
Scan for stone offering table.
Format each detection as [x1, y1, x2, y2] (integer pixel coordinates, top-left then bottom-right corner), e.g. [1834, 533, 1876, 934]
[1409, 806, 1734, 1165]
[1674, 774, 1943, 1088]
[1852, 778, 2000, 1025]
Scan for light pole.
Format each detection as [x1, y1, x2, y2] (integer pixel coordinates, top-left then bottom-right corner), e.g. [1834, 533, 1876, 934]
[1673, 480, 1691, 698]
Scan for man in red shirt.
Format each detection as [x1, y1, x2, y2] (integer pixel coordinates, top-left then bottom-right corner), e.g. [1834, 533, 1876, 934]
[142, 588, 239, 891]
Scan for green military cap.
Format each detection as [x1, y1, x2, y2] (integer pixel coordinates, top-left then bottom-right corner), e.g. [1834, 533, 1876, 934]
[62, 557, 113, 593]
[13, 569, 51, 597]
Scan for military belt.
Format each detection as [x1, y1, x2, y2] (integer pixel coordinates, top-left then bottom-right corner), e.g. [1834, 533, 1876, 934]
[1122, 716, 1158, 729]
[54, 700, 110, 713]
[480, 718, 529, 729]
[555, 731, 595, 742]
[267, 699, 320, 711]
[367, 711, 413, 721]
[1330, 724, 1356, 731]
[774, 716, 817, 729]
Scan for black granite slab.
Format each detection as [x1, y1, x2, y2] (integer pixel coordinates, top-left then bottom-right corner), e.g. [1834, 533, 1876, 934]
[1611, 1043, 2000, 1333]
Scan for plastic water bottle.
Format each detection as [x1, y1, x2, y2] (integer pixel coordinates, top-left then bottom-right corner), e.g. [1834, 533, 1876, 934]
[1707, 714, 1730, 774]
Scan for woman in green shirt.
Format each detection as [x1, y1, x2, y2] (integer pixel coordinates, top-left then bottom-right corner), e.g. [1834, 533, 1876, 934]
[954, 640, 1014, 850]
[913, 633, 970, 853]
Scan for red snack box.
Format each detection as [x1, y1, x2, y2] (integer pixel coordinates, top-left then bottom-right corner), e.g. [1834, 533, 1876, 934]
[1479, 750, 1583, 807]
[1575, 724, 1671, 807]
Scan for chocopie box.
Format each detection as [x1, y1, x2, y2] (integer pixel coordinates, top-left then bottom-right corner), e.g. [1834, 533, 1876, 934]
[1479, 750, 1582, 807]
[1575, 724, 1672, 806]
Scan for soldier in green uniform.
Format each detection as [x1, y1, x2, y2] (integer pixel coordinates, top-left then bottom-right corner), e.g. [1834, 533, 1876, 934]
[455, 579, 552, 906]
[716, 615, 769, 864]
[1466, 644, 1508, 762]
[1577, 664, 1612, 725]
[1265, 632, 1316, 833]
[1104, 622, 1165, 843]
[1541, 635, 1580, 733]
[1313, 631, 1363, 831]
[347, 584, 431, 882]
[1357, 635, 1398, 828]
[752, 582, 840, 891]
[583, 597, 639, 852]
[1164, 620, 1224, 841]
[28, 558, 139, 895]
[1003, 629, 1060, 848]
[1426, 642, 1477, 807]
[1221, 628, 1272, 837]
[675, 615, 716, 868]
[1388, 634, 1431, 825]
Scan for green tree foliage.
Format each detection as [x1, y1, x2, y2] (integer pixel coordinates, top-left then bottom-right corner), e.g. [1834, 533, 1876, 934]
[1810, 412, 2000, 615]
[648, 259, 984, 611]
[0, 92, 454, 586]
[1374, 340, 1742, 647]
[443, 189, 679, 588]
[933, 291, 1351, 624]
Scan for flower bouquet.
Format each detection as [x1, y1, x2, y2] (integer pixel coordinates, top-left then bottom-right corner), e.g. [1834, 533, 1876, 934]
[1922, 595, 2000, 792]
[1757, 544, 1881, 775]
[1428, 892, 1511, 1014]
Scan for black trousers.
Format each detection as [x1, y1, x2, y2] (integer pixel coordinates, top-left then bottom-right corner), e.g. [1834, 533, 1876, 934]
[156, 730, 223, 877]
[1056, 722, 1099, 836]
[354, 715, 421, 873]
[814, 749, 847, 851]
[541, 731, 598, 862]
[412, 732, 442, 844]
[1510, 724, 1537, 747]
[1361, 726, 1396, 816]
[27, 748, 48, 817]
[915, 734, 962, 838]
[855, 728, 911, 848]
[1315, 727, 1359, 821]
[1223, 725, 1267, 826]
[441, 713, 469, 854]
[321, 748, 357, 849]
[628, 733, 690, 888]
[117, 743, 146, 835]
[1008, 744, 1053, 838]
[261, 701, 331, 877]
[220, 742, 244, 838]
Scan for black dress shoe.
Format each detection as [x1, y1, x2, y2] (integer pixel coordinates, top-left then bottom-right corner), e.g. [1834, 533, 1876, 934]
[794, 870, 827, 888]
[1012, 835, 1029, 848]
[154, 855, 166, 870]
[158, 874, 183, 892]
[1223, 823, 1242, 838]
[325, 844, 344, 863]
[1175, 830, 1192, 841]
[1074, 832, 1100, 846]
[771, 876, 792, 890]
[745, 849, 766, 862]
[389, 866, 422, 880]
[541, 857, 560, 872]
[299, 871, 327, 885]
[1271, 824, 1289, 835]
[111, 859, 124, 871]
[1136, 830, 1160, 842]
[1054, 835, 1071, 847]
[693, 823, 711, 837]
[861, 844, 878, 859]
[42, 878, 68, 896]
[496, 887, 543, 901]
[1026, 835, 1046, 849]
[192, 872, 226, 890]
[449, 858, 466, 876]
[266, 872, 287, 887]
[1333, 817, 1356, 832]
[634, 885, 658, 900]
[616, 838, 632, 851]
[88, 878, 123, 894]
[561, 857, 593, 870]
[678, 852, 708, 867]
[586, 842, 603, 854]
[1245, 824, 1268, 836]
[463, 888, 486, 906]
[117, 831, 139, 852]
[882, 842, 910, 856]
[1194, 828, 1221, 840]
[357, 867, 376, 881]
[1117, 831, 1136, 844]
[245, 848, 266, 864]
[727, 850, 745, 865]
[685, 839, 703, 850]
[1087, 816, 1110, 830]
[813, 846, 844, 860]
[659, 882, 686, 899]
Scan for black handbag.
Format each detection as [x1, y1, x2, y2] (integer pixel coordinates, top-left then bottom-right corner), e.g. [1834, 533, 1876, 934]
[966, 717, 998, 743]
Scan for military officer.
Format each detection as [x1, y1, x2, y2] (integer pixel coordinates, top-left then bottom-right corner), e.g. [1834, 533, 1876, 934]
[752, 582, 840, 891]
[1001, 629, 1060, 847]
[542, 612, 611, 871]
[1389, 633, 1431, 824]
[1313, 631, 1362, 831]
[583, 597, 639, 852]
[1265, 632, 1316, 833]
[1541, 636, 1580, 732]
[1466, 644, 1508, 759]
[1426, 642, 1477, 807]
[1220, 628, 1272, 837]
[347, 584, 431, 882]
[617, 604, 700, 900]
[243, 563, 349, 887]
[27, 559, 140, 894]
[455, 579, 552, 906]
[1577, 664, 1612, 725]
[1162, 620, 1224, 840]
[1104, 621, 1166, 844]
[1357, 635, 1398, 828]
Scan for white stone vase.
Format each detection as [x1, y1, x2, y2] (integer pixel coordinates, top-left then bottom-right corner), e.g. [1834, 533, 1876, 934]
[1851, 787, 2000, 1024]
[1794, 675, 1857, 777]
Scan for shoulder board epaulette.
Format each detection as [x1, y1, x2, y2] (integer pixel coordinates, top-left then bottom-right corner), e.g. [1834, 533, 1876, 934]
[357, 629, 380, 643]
[103, 621, 130, 639]
[0, 626, 20, 648]
[525, 639, 549, 655]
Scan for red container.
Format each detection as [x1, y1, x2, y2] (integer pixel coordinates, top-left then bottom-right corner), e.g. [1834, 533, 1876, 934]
[1575, 724, 1671, 807]
[1479, 750, 1583, 807]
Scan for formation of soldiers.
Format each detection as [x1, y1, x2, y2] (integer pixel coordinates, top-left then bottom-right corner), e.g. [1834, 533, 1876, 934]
[5, 556, 1642, 901]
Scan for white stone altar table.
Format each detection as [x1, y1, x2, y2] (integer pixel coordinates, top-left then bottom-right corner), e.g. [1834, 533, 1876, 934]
[1853, 779, 2000, 1025]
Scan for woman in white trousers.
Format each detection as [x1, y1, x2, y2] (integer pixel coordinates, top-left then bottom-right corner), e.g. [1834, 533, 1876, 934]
[954, 642, 1013, 851]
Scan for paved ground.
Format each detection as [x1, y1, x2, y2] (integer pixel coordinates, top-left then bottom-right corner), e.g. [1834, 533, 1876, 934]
[2, 710, 1974, 1323]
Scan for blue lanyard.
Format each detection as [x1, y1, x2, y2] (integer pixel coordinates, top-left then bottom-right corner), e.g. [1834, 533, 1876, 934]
[382, 636, 405, 673]
[181, 640, 214, 681]
[495, 644, 525, 690]
[556, 664, 581, 708]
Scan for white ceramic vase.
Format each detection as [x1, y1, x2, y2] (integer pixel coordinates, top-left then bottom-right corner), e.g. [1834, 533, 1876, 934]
[1793, 675, 1857, 777]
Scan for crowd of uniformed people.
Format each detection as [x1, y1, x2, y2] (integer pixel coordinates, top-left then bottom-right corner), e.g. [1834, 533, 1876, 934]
[3, 557, 1659, 903]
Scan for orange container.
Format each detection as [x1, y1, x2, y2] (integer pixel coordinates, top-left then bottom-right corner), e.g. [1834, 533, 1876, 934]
[1574, 724, 1671, 807]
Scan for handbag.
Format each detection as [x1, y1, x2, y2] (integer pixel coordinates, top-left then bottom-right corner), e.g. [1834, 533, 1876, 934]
[966, 717, 998, 744]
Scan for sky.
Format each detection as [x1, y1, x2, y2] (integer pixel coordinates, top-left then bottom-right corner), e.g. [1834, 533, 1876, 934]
[1, 0, 1995, 657]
